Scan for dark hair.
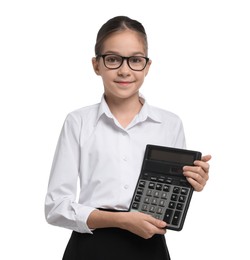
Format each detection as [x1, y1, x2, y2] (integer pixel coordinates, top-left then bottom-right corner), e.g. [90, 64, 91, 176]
[94, 16, 148, 56]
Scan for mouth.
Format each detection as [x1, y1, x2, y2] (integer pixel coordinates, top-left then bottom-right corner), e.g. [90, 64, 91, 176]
[114, 80, 134, 86]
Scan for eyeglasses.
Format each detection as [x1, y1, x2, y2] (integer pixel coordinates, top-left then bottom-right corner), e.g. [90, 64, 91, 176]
[97, 54, 149, 71]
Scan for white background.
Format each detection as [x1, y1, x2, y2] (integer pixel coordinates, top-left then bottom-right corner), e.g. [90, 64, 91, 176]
[0, 0, 249, 259]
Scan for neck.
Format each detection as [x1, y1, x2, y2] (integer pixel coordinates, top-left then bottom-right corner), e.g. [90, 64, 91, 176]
[105, 94, 143, 128]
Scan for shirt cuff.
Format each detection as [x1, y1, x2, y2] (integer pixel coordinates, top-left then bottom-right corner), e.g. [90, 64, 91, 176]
[75, 205, 97, 234]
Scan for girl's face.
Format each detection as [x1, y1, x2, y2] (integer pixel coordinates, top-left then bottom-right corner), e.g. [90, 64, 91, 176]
[92, 29, 151, 101]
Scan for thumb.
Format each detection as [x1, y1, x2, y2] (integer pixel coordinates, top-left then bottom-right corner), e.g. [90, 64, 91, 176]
[151, 218, 167, 229]
[201, 154, 212, 162]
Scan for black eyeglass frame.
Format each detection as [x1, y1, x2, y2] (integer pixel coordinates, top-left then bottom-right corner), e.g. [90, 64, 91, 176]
[96, 54, 150, 71]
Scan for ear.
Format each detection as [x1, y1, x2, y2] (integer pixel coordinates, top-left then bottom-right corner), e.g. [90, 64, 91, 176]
[92, 57, 100, 75]
[144, 59, 152, 77]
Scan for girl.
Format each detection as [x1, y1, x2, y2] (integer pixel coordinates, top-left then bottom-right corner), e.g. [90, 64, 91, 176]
[45, 16, 211, 260]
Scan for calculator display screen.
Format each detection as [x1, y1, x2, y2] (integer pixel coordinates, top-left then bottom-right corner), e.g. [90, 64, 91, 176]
[149, 149, 195, 165]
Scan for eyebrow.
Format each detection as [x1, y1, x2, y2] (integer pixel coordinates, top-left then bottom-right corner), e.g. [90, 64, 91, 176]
[103, 51, 146, 56]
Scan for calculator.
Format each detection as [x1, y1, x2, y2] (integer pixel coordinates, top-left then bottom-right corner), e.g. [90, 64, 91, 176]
[129, 144, 202, 231]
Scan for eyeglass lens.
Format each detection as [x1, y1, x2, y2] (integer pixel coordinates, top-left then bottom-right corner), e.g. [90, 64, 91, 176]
[103, 55, 147, 71]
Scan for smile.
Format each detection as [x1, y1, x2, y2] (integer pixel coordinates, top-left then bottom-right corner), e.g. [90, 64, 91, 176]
[115, 81, 134, 86]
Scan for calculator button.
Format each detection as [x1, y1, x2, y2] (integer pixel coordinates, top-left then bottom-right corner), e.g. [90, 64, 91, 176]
[181, 188, 189, 195]
[154, 191, 160, 198]
[168, 202, 176, 209]
[132, 202, 139, 209]
[173, 187, 180, 194]
[146, 190, 153, 196]
[142, 173, 149, 179]
[171, 194, 178, 201]
[176, 203, 184, 210]
[179, 195, 186, 203]
[158, 177, 165, 182]
[149, 206, 156, 213]
[156, 183, 163, 190]
[151, 198, 158, 205]
[159, 200, 166, 207]
[156, 207, 163, 214]
[164, 209, 173, 223]
[135, 195, 141, 202]
[166, 178, 172, 184]
[148, 182, 155, 189]
[172, 211, 181, 226]
[163, 185, 170, 192]
[161, 192, 168, 199]
[144, 197, 150, 204]
[139, 181, 146, 187]
[136, 188, 144, 195]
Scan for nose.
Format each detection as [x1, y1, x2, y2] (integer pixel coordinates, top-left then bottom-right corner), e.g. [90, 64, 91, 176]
[117, 58, 131, 76]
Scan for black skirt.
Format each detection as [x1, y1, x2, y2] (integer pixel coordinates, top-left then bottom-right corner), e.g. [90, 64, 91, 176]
[62, 228, 171, 260]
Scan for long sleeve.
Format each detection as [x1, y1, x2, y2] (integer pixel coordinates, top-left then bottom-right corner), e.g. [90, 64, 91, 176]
[44, 113, 95, 233]
[44, 95, 187, 234]
[172, 118, 186, 149]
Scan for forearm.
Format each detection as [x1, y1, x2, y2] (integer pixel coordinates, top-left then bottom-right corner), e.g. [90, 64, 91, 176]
[87, 209, 125, 230]
[87, 210, 167, 239]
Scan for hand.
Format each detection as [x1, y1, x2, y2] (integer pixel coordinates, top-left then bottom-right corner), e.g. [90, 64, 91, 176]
[183, 155, 212, 191]
[119, 211, 167, 239]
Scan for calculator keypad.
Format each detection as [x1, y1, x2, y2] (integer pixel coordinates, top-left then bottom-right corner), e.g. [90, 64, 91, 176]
[130, 172, 192, 230]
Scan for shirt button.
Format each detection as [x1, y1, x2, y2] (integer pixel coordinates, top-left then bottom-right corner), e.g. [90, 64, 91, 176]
[124, 184, 129, 189]
[123, 156, 127, 161]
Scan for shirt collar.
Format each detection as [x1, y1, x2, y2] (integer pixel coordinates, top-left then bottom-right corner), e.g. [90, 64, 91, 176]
[95, 95, 112, 125]
[137, 94, 162, 123]
[95, 93, 162, 126]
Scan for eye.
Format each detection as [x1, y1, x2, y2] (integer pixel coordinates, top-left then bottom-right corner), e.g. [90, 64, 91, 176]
[105, 55, 121, 63]
[129, 56, 144, 64]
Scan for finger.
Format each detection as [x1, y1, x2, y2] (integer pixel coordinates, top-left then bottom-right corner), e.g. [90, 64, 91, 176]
[183, 166, 208, 191]
[201, 154, 212, 162]
[186, 177, 204, 192]
[157, 228, 167, 235]
[184, 169, 207, 184]
[143, 216, 167, 236]
[183, 164, 208, 179]
[147, 215, 167, 229]
[193, 160, 210, 174]
[154, 219, 167, 229]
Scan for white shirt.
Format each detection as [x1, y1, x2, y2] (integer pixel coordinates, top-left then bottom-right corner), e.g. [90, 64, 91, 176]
[45, 94, 186, 233]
